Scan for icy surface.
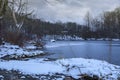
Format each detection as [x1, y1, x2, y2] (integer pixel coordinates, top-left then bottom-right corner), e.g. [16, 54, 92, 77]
[45, 42, 86, 48]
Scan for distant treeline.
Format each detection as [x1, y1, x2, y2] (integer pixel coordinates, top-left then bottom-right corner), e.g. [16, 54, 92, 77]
[23, 7, 120, 40]
[1, 3, 120, 45]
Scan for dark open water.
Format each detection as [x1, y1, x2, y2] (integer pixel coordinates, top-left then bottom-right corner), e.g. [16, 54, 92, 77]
[45, 41, 120, 65]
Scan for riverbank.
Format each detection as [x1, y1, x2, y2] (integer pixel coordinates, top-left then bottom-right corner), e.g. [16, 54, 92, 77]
[0, 42, 46, 60]
[0, 42, 120, 80]
[0, 58, 120, 80]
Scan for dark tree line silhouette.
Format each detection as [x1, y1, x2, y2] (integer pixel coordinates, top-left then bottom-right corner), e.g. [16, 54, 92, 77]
[0, 1, 120, 46]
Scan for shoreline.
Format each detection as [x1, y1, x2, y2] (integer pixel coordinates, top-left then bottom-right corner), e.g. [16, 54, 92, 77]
[0, 58, 120, 80]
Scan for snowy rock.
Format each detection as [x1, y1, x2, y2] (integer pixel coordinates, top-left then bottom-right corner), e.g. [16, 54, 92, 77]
[0, 75, 4, 80]
[50, 39, 56, 42]
[20, 76, 26, 79]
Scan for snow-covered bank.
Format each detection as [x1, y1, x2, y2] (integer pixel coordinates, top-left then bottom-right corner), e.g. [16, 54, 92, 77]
[0, 58, 120, 80]
[43, 35, 120, 41]
[0, 43, 45, 59]
[45, 42, 86, 48]
[45, 40, 120, 48]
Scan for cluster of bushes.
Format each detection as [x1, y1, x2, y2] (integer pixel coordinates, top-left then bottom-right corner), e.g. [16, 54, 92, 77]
[3, 29, 25, 46]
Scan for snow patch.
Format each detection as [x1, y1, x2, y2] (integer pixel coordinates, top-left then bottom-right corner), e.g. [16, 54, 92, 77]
[0, 58, 119, 80]
[0, 43, 44, 58]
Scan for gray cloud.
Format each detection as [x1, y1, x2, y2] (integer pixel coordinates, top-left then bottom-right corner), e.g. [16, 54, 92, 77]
[27, 0, 120, 24]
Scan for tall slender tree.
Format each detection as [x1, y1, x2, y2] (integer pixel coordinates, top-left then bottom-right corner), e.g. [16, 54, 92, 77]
[0, 0, 8, 44]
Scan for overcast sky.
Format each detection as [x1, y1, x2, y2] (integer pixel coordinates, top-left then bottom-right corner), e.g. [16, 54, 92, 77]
[27, 0, 120, 24]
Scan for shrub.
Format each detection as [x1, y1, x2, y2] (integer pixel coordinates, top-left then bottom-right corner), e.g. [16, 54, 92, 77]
[0, 37, 2, 44]
[4, 27, 25, 46]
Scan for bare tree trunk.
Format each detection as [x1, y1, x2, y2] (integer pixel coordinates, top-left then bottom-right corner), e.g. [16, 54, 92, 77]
[0, 18, 2, 44]
[0, 16, 3, 44]
[0, 0, 8, 44]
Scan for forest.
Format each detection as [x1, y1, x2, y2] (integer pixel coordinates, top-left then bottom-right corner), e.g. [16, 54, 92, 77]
[0, 0, 120, 46]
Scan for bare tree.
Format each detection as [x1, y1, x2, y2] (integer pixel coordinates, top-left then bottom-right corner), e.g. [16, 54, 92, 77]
[9, 0, 32, 31]
[84, 11, 92, 28]
[0, 0, 8, 44]
[4, 0, 33, 46]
